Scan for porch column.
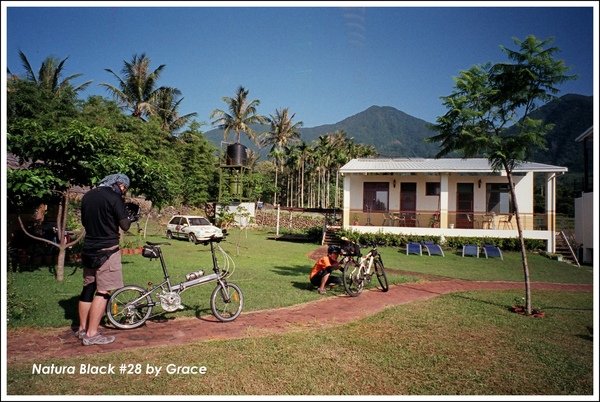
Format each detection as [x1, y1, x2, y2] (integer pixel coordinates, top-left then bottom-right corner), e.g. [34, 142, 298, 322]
[342, 174, 351, 229]
[545, 173, 556, 253]
[440, 174, 449, 228]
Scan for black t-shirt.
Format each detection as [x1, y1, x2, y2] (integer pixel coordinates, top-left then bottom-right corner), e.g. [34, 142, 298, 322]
[81, 186, 131, 252]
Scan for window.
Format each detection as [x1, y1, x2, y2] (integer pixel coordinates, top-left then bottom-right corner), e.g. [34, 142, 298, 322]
[426, 182, 440, 196]
[363, 182, 389, 212]
[486, 183, 513, 213]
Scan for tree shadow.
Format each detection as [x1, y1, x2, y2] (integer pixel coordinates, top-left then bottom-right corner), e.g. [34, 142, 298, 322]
[271, 264, 310, 277]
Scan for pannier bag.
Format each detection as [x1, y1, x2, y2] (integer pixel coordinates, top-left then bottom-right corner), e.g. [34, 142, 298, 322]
[342, 242, 361, 256]
[142, 245, 159, 259]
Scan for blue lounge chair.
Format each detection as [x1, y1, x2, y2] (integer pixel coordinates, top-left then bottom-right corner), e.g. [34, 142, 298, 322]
[462, 244, 479, 258]
[483, 245, 503, 260]
[422, 241, 445, 257]
[406, 242, 422, 256]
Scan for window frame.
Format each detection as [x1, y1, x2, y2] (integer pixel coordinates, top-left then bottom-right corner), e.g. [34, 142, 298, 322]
[363, 182, 390, 212]
[486, 183, 513, 213]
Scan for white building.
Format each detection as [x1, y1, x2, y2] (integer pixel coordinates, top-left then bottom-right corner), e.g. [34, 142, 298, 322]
[339, 158, 567, 253]
[574, 127, 594, 264]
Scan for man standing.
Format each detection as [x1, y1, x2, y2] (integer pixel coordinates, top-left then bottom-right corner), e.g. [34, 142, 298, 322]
[76, 173, 135, 346]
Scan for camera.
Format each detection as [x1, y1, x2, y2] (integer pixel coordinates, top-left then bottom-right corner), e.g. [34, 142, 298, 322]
[125, 201, 141, 223]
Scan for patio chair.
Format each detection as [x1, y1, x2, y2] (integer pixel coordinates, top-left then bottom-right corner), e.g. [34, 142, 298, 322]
[421, 241, 445, 257]
[406, 242, 422, 256]
[462, 244, 479, 258]
[383, 212, 400, 226]
[498, 213, 514, 229]
[482, 245, 503, 260]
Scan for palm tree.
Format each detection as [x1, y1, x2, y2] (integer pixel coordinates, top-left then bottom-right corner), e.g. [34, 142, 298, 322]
[154, 87, 198, 133]
[297, 142, 310, 207]
[260, 108, 303, 206]
[17, 50, 91, 95]
[101, 53, 166, 120]
[210, 86, 268, 144]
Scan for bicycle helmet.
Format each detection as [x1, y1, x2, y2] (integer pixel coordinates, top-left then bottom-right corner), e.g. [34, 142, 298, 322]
[327, 245, 341, 255]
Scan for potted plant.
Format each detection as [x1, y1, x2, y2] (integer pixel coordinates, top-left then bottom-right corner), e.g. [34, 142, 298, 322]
[352, 214, 360, 226]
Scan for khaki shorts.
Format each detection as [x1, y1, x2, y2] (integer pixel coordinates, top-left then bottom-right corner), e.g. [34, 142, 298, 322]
[83, 248, 123, 293]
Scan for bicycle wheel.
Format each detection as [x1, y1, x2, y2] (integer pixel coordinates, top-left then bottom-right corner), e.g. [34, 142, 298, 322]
[342, 259, 364, 297]
[106, 285, 153, 329]
[210, 282, 243, 322]
[374, 258, 389, 292]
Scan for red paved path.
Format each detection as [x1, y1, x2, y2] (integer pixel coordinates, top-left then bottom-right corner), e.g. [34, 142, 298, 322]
[7, 277, 591, 364]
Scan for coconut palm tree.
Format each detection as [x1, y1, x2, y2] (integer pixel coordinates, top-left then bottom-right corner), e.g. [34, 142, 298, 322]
[101, 53, 166, 120]
[154, 87, 198, 133]
[17, 50, 92, 95]
[210, 86, 268, 144]
[260, 108, 303, 206]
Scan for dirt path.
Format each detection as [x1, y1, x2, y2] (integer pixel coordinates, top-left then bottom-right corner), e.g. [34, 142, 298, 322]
[6, 274, 591, 364]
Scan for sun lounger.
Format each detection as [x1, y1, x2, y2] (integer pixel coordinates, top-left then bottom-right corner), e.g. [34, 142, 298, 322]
[462, 244, 479, 258]
[406, 242, 422, 256]
[482, 245, 503, 260]
[422, 241, 445, 257]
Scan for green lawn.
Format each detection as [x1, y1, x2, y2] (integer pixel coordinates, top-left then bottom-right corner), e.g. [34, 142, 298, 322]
[7, 228, 593, 328]
[6, 228, 595, 396]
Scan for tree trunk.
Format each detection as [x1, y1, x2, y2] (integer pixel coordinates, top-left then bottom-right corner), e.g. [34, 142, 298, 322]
[17, 190, 84, 282]
[506, 167, 532, 315]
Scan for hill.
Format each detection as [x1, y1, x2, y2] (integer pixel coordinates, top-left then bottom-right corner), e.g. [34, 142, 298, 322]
[203, 94, 593, 171]
[526, 94, 593, 173]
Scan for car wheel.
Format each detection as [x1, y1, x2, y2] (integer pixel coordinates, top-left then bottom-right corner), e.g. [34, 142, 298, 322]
[188, 233, 197, 243]
[166, 231, 173, 239]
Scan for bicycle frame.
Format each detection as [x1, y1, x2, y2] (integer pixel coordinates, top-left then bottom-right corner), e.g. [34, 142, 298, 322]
[151, 240, 227, 295]
[107, 236, 243, 329]
[341, 240, 389, 296]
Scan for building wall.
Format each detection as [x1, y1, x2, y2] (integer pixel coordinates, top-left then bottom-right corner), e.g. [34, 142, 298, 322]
[574, 192, 594, 264]
[345, 172, 533, 217]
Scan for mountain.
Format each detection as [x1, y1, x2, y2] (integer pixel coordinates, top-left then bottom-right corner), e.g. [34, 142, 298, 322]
[203, 105, 440, 158]
[299, 106, 440, 157]
[526, 94, 593, 173]
[202, 95, 593, 168]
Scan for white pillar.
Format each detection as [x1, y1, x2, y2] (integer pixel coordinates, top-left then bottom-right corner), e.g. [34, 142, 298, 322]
[439, 174, 449, 228]
[545, 173, 556, 253]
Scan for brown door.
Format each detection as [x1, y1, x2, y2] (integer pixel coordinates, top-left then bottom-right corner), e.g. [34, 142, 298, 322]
[456, 183, 474, 228]
[400, 182, 417, 227]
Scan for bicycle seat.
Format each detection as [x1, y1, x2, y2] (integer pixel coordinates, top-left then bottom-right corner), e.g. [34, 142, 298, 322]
[146, 241, 171, 246]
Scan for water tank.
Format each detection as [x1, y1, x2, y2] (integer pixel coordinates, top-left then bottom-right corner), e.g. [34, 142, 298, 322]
[226, 143, 248, 166]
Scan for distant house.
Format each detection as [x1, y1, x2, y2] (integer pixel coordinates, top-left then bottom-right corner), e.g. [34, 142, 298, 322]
[574, 127, 594, 264]
[339, 158, 567, 253]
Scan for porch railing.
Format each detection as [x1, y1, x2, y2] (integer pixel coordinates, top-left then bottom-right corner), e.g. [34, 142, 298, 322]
[349, 211, 551, 231]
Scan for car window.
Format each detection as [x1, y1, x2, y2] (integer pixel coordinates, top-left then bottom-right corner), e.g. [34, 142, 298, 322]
[181, 217, 189, 226]
[169, 217, 181, 225]
[189, 217, 210, 226]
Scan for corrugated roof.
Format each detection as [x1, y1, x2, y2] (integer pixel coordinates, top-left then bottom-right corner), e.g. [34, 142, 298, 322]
[339, 158, 567, 174]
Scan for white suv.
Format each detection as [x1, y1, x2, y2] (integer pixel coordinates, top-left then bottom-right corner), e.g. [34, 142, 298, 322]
[166, 215, 223, 243]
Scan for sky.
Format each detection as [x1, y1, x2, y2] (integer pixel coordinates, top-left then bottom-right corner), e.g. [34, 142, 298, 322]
[2, 1, 597, 129]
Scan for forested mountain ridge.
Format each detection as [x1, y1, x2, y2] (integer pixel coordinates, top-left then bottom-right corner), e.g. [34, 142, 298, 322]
[204, 94, 593, 174]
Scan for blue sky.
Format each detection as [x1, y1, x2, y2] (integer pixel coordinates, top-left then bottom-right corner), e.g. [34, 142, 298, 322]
[2, 2, 597, 128]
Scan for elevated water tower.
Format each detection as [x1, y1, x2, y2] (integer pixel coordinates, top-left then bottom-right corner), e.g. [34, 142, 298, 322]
[219, 141, 250, 202]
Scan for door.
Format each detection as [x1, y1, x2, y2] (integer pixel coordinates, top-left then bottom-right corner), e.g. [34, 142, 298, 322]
[456, 183, 474, 228]
[400, 182, 417, 227]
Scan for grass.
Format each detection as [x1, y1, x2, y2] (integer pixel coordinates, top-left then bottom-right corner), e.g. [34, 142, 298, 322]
[6, 290, 593, 395]
[5, 228, 595, 395]
[7, 228, 593, 328]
